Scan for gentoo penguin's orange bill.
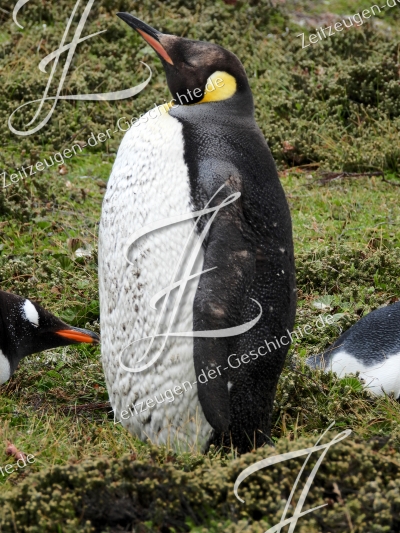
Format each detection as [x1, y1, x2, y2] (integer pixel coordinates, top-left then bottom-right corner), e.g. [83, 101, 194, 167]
[56, 330, 98, 344]
[137, 29, 174, 65]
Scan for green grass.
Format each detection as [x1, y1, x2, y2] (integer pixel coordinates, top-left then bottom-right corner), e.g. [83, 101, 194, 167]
[294, 0, 394, 16]
[0, 0, 400, 531]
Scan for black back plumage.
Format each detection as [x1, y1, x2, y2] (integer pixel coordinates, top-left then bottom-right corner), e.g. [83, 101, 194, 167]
[171, 95, 296, 452]
[308, 302, 400, 370]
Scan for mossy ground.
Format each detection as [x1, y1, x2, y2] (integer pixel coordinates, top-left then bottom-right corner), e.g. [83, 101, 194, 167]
[0, 0, 400, 531]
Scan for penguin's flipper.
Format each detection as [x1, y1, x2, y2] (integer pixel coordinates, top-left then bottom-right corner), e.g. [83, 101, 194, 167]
[192, 167, 257, 435]
[192, 159, 296, 452]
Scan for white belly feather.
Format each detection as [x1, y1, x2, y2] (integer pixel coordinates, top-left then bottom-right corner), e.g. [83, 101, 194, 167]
[99, 108, 212, 451]
[329, 350, 400, 398]
[0, 348, 11, 384]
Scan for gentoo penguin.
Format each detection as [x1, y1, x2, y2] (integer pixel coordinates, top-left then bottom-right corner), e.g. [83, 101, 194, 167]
[0, 290, 99, 384]
[307, 301, 400, 397]
[99, 14, 296, 453]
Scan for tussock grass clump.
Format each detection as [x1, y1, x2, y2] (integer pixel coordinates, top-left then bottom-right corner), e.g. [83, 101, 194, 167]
[297, 245, 400, 295]
[2, 436, 400, 532]
[1, 0, 399, 178]
[274, 364, 400, 442]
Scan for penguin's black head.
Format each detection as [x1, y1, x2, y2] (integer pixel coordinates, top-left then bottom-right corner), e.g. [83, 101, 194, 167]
[0, 291, 99, 384]
[117, 13, 253, 111]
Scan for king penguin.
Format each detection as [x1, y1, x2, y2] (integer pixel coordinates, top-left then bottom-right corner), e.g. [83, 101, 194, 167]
[0, 290, 99, 385]
[307, 301, 400, 398]
[99, 14, 296, 454]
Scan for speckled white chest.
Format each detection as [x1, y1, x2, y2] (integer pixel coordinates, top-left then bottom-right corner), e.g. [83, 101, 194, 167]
[99, 108, 212, 452]
[329, 350, 400, 398]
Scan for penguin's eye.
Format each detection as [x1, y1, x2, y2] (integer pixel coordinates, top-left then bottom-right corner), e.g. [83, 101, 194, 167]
[22, 300, 40, 328]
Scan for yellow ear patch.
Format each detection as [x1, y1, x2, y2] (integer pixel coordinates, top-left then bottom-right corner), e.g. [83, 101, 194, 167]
[198, 71, 237, 104]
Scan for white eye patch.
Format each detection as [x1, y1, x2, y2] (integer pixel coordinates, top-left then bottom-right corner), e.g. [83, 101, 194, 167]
[22, 299, 39, 328]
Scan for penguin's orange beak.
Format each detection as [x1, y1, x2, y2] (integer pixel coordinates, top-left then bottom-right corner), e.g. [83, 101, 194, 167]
[117, 13, 174, 66]
[55, 328, 99, 344]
